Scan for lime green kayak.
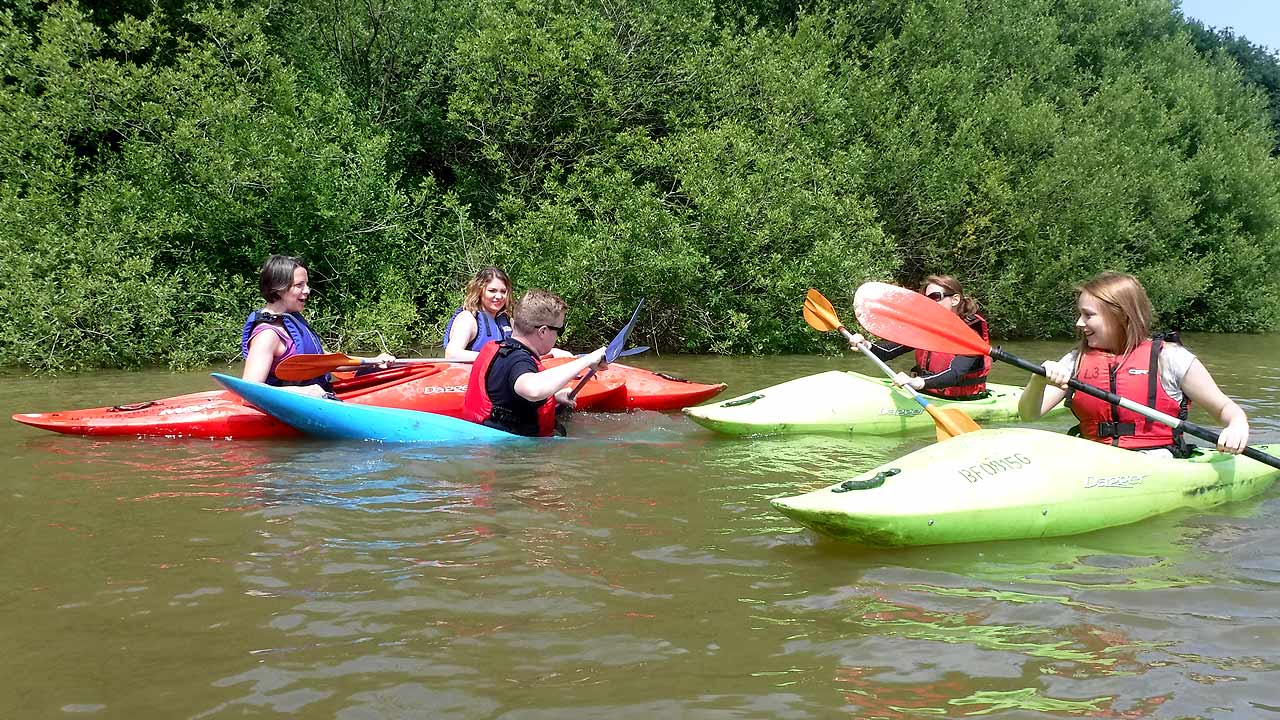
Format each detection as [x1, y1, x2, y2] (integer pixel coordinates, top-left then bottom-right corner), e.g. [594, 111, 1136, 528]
[771, 428, 1279, 547]
[683, 370, 1062, 436]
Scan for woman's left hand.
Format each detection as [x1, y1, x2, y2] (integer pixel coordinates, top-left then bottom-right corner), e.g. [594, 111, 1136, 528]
[1217, 418, 1250, 454]
[365, 353, 397, 368]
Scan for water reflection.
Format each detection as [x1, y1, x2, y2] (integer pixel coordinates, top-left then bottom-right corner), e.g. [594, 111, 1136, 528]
[5, 349, 1280, 718]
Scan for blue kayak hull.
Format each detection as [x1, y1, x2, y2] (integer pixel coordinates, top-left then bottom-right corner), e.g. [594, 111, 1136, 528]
[211, 373, 523, 443]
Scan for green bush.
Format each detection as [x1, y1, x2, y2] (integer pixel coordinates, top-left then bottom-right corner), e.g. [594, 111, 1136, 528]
[1, 0, 1277, 371]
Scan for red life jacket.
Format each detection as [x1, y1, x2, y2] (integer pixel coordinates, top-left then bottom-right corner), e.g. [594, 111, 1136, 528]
[913, 313, 992, 398]
[1067, 337, 1190, 450]
[462, 339, 557, 437]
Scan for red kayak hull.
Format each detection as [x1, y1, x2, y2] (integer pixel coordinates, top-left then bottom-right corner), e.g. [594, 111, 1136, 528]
[11, 363, 626, 439]
[588, 363, 727, 412]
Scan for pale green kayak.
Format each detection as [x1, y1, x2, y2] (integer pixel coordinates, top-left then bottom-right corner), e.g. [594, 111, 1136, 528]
[771, 427, 1279, 547]
[683, 370, 1062, 436]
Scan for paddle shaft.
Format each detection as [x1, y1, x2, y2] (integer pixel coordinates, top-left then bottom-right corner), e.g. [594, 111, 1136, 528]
[837, 326, 933, 412]
[568, 367, 597, 400]
[992, 347, 1280, 471]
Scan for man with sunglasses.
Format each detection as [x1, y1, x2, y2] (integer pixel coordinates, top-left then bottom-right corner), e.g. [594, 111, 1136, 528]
[462, 288, 608, 436]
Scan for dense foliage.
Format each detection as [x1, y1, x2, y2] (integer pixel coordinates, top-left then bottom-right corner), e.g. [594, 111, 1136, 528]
[1183, 16, 1280, 155]
[1, 0, 1278, 370]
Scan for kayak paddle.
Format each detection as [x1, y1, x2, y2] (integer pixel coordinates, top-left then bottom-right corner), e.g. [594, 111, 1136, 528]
[277, 346, 652, 382]
[274, 353, 465, 381]
[568, 298, 645, 400]
[804, 288, 980, 441]
[853, 281, 1280, 471]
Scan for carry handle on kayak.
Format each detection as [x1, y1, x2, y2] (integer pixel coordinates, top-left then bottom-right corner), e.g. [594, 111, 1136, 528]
[804, 289, 980, 440]
[853, 281, 1280, 471]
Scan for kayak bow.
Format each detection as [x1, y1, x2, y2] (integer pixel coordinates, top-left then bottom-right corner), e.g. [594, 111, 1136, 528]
[772, 427, 1279, 546]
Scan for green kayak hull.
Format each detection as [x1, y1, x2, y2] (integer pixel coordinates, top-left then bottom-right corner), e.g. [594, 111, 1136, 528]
[683, 370, 1063, 436]
[771, 427, 1279, 547]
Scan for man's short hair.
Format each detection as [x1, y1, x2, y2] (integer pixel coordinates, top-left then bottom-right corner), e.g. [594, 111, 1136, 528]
[512, 289, 567, 334]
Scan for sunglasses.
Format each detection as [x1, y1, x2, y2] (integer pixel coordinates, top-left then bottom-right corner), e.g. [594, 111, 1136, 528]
[541, 323, 566, 335]
[925, 291, 954, 302]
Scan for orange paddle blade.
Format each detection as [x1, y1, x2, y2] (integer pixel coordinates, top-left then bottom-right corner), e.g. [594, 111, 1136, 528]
[274, 353, 362, 381]
[926, 405, 983, 440]
[803, 289, 844, 333]
[803, 304, 836, 333]
[854, 282, 990, 356]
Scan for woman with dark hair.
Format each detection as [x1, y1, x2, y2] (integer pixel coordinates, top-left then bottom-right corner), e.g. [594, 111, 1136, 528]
[241, 255, 393, 394]
[849, 274, 992, 399]
[1019, 271, 1249, 456]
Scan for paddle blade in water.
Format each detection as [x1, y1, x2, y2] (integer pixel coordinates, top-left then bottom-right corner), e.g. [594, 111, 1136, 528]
[854, 282, 990, 356]
[803, 289, 843, 332]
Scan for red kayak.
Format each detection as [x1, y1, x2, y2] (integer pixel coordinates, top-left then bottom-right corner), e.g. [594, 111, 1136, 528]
[11, 363, 626, 439]
[588, 363, 727, 411]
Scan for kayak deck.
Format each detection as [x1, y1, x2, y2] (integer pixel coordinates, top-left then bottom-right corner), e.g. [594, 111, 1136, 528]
[685, 370, 1061, 436]
[771, 428, 1279, 547]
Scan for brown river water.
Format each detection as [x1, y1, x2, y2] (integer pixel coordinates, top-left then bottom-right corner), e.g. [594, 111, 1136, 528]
[5, 336, 1280, 718]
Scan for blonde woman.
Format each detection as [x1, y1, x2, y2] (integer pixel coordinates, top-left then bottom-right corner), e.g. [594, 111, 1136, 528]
[1018, 271, 1249, 456]
[443, 266, 515, 361]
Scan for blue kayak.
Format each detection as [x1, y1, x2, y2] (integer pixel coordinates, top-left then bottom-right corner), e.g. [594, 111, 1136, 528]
[211, 373, 525, 443]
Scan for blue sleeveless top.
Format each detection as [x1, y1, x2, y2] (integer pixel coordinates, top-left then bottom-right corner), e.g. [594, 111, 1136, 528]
[443, 308, 512, 351]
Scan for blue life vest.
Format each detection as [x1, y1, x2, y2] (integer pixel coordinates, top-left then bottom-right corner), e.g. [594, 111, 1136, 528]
[239, 311, 327, 387]
[443, 309, 512, 351]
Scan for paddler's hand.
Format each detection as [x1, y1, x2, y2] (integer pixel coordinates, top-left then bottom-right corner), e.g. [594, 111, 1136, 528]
[1041, 359, 1071, 389]
[553, 386, 577, 409]
[364, 353, 397, 368]
[848, 333, 872, 351]
[586, 346, 609, 372]
[1217, 418, 1249, 454]
[893, 371, 925, 391]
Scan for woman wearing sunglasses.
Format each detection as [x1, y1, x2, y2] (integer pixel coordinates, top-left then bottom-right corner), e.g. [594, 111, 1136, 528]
[849, 274, 991, 400]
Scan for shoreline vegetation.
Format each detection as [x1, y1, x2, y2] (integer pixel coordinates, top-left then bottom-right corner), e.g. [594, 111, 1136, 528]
[2, 0, 1278, 372]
